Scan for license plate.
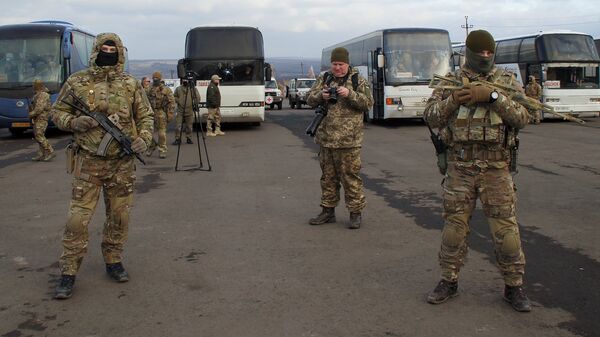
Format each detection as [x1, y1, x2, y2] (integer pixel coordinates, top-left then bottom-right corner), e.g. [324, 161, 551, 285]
[11, 122, 31, 128]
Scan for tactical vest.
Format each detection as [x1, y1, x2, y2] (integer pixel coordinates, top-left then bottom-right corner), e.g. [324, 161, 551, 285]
[449, 71, 507, 146]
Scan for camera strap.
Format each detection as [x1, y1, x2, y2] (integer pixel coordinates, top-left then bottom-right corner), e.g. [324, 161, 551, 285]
[323, 71, 359, 90]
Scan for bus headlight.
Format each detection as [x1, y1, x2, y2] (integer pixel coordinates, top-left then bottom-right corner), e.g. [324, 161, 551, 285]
[545, 98, 560, 103]
[589, 97, 600, 103]
[386, 97, 403, 111]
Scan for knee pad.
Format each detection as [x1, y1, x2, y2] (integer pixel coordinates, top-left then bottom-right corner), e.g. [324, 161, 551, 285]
[442, 225, 465, 249]
[500, 231, 522, 259]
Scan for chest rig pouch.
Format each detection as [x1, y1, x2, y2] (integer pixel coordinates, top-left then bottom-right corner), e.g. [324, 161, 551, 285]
[450, 73, 506, 145]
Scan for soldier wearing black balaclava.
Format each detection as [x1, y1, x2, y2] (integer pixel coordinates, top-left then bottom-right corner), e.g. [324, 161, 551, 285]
[424, 30, 532, 312]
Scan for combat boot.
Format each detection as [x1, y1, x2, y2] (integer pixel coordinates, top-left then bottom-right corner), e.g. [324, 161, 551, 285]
[54, 275, 76, 299]
[427, 279, 458, 304]
[214, 127, 226, 136]
[504, 285, 531, 312]
[348, 212, 361, 229]
[42, 151, 56, 162]
[159, 152, 167, 159]
[309, 207, 336, 225]
[186, 137, 193, 144]
[206, 125, 215, 137]
[31, 151, 43, 161]
[106, 262, 129, 282]
[172, 139, 181, 145]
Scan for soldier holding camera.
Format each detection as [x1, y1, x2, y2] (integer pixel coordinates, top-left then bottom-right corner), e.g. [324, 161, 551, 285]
[306, 47, 373, 229]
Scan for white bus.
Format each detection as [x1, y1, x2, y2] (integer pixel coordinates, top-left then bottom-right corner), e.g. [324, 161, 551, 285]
[454, 31, 600, 120]
[178, 26, 271, 125]
[321, 28, 453, 121]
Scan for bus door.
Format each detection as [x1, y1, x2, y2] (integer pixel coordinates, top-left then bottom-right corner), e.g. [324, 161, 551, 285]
[369, 49, 385, 119]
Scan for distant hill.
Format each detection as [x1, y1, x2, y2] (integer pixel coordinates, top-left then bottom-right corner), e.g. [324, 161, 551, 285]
[128, 57, 321, 83]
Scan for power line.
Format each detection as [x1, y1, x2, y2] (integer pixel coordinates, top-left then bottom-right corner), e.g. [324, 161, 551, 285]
[483, 20, 600, 28]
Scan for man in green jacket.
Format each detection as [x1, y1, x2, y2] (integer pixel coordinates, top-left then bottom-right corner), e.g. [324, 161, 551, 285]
[206, 74, 225, 137]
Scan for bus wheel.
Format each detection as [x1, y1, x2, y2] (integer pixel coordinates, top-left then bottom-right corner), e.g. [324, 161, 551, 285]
[9, 128, 26, 137]
[297, 102, 302, 109]
[251, 122, 261, 127]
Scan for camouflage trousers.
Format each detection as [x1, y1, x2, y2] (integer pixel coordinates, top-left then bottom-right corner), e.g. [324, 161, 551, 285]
[59, 153, 136, 275]
[175, 109, 194, 140]
[149, 110, 168, 154]
[206, 108, 222, 131]
[439, 162, 526, 286]
[33, 117, 53, 155]
[319, 146, 366, 213]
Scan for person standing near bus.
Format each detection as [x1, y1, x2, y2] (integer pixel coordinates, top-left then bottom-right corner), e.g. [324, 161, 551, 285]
[145, 71, 175, 158]
[29, 79, 55, 161]
[423, 30, 531, 312]
[525, 75, 542, 124]
[306, 47, 373, 229]
[51, 33, 154, 299]
[141, 76, 150, 89]
[172, 78, 199, 145]
[206, 74, 225, 137]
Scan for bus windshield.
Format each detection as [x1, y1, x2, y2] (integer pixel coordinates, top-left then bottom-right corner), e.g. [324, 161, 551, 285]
[384, 32, 451, 85]
[188, 59, 263, 85]
[0, 36, 62, 89]
[186, 28, 264, 60]
[538, 34, 600, 62]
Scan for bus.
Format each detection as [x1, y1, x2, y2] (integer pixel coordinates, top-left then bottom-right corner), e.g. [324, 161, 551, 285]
[0, 21, 95, 136]
[321, 28, 453, 121]
[453, 31, 600, 120]
[178, 26, 271, 125]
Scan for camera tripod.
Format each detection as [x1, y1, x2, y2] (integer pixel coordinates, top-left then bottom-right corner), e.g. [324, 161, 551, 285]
[174, 79, 212, 172]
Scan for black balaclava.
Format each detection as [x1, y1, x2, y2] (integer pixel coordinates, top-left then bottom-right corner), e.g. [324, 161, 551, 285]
[464, 30, 495, 74]
[95, 40, 119, 67]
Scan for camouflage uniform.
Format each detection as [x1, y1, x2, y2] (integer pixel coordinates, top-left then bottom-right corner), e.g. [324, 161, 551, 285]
[307, 68, 373, 213]
[525, 77, 542, 124]
[51, 33, 154, 276]
[29, 81, 54, 160]
[146, 81, 175, 156]
[206, 81, 222, 134]
[424, 66, 529, 287]
[173, 84, 199, 141]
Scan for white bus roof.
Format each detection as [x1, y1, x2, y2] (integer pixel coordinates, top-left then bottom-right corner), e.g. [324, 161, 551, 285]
[453, 30, 594, 47]
[322, 28, 449, 52]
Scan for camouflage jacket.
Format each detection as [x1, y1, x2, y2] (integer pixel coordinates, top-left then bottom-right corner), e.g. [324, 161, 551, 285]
[174, 85, 200, 114]
[206, 82, 221, 108]
[30, 87, 51, 120]
[146, 83, 175, 119]
[52, 33, 154, 158]
[525, 82, 542, 100]
[307, 68, 373, 148]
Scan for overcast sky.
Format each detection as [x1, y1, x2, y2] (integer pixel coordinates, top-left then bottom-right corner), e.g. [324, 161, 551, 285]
[1, 0, 599, 60]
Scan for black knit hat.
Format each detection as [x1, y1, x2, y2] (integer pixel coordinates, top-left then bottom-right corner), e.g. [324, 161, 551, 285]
[330, 47, 349, 64]
[466, 30, 495, 53]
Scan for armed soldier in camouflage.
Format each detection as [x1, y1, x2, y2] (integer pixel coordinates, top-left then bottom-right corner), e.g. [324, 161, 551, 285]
[172, 79, 199, 145]
[307, 47, 373, 229]
[525, 75, 542, 124]
[424, 30, 531, 312]
[145, 71, 175, 158]
[206, 74, 225, 137]
[51, 33, 154, 299]
[29, 79, 55, 161]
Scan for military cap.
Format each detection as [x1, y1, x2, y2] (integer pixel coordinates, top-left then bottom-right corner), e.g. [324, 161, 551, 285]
[152, 71, 162, 80]
[466, 30, 496, 53]
[211, 74, 222, 81]
[331, 47, 350, 64]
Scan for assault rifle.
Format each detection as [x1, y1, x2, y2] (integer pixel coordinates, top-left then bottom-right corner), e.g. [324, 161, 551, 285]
[429, 74, 586, 125]
[62, 91, 146, 164]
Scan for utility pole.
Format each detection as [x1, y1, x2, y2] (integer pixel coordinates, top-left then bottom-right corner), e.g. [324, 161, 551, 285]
[300, 61, 304, 76]
[461, 16, 473, 39]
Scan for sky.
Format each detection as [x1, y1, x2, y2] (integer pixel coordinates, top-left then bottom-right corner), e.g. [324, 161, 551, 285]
[1, 0, 599, 60]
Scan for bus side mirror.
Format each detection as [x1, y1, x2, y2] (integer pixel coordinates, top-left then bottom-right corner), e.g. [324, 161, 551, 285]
[62, 33, 71, 59]
[377, 54, 384, 68]
[265, 63, 272, 81]
[177, 59, 187, 78]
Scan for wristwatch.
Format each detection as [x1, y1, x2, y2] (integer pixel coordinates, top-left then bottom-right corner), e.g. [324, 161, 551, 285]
[490, 90, 499, 103]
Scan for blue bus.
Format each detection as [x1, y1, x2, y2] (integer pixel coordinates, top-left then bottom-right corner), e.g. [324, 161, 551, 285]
[0, 21, 95, 136]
